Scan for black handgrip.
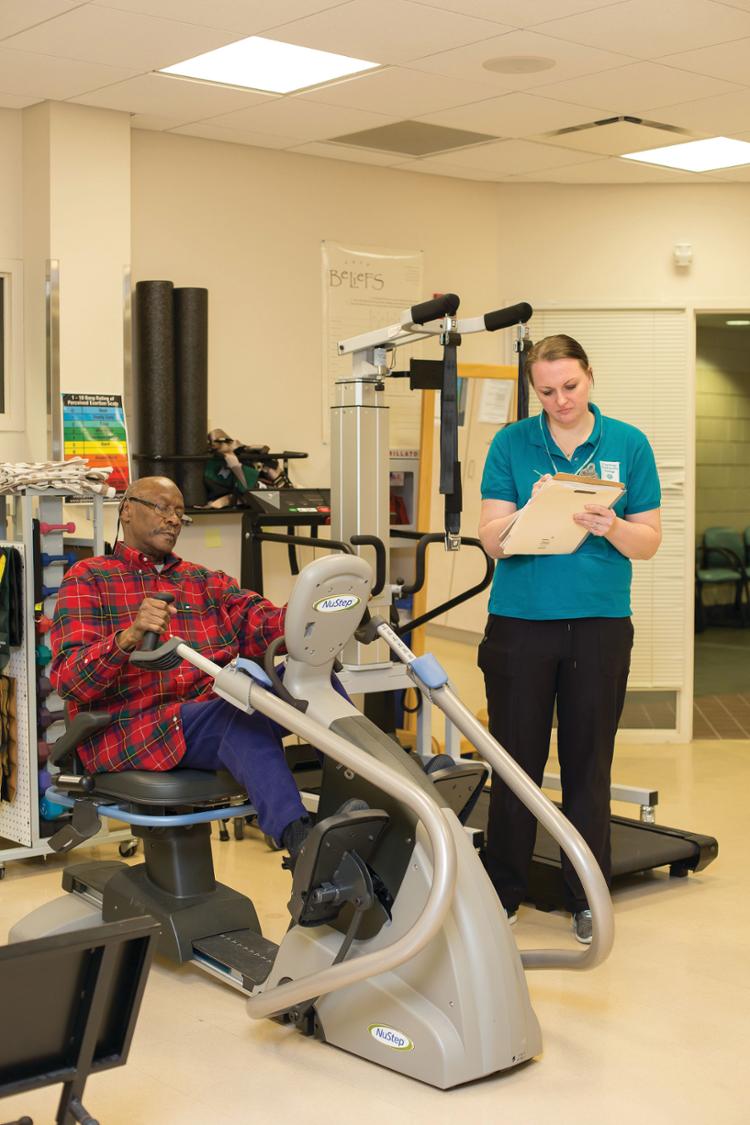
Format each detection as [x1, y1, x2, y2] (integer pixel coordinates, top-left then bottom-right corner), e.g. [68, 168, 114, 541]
[350, 534, 387, 597]
[140, 592, 175, 652]
[399, 533, 444, 597]
[484, 301, 533, 332]
[410, 293, 460, 325]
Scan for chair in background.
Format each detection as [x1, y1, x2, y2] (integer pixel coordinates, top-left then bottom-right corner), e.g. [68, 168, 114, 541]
[695, 527, 748, 632]
[744, 527, 750, 568]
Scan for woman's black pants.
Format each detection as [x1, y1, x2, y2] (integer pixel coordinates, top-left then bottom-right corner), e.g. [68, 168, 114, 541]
[478, 614, 633, 914]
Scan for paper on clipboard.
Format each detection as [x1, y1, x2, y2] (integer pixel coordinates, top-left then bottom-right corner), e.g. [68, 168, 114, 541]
[499, 472, 624, 556]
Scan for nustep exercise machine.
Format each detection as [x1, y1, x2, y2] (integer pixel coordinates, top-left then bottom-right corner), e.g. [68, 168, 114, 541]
[11, 554, 612, 1089]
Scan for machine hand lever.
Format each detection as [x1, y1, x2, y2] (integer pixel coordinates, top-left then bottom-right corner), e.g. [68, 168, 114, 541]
[139, 592, 176, 653]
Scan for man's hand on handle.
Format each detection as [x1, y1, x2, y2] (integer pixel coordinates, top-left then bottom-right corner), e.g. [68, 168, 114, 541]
[116, 596, 177, 653]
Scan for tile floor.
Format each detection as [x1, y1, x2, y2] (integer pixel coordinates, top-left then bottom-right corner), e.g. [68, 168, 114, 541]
[0, 732, 746, 1125]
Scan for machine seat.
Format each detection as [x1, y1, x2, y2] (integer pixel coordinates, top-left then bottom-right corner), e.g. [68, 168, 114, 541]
[88, 769, 246, 807]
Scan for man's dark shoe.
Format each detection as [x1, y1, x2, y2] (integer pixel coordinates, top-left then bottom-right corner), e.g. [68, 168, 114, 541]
[280, 816, 311, 871]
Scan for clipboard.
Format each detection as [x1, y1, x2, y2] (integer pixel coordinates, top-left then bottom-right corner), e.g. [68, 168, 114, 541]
[499, 472, 625, 557]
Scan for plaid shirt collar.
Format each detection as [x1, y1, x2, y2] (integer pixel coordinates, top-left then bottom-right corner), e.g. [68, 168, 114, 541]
[113, 540, 183, 574]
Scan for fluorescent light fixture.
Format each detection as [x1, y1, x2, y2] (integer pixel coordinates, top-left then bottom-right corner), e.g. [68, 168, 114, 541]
[621, 136, 750, 172]
[726, 319, 750, 326]
[160, 36, 379, 94]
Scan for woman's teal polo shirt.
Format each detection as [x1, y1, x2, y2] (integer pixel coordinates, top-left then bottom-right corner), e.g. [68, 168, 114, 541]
[481, 404, 661, 620]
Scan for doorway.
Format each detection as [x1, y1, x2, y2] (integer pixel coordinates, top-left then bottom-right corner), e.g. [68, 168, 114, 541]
[694, 312, 750, 738]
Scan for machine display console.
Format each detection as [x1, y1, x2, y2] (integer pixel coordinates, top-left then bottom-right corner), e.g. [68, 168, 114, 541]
[240, 488, 330, 519]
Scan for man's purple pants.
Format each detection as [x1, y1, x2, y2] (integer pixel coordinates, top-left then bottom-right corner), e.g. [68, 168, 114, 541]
[178, 698, 306, 844]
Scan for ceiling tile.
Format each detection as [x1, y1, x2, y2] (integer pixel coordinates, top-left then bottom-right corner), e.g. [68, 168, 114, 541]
[661, 37, 750, 86]
[536, 0, 750, 60]
[0, 46, 138, 100]
[508, 156, 700, 181]
[3, 5, 237, 71]
[170, 121, 305, 147]
[407, 0, 625, 26]
[651, 88, 750, 133]
[409, 29, 632, 90]
[130, 113, 193, 131]
[419, 91, 600, 136]
[393, 157, 500, 180]
[707, 161, 750, 181]
[201, 98, 396, 141]
[71, 73, 275, 122]
[0, 0, 80, 40]
[409, 137, 600, 173]
[298, 66, 504, 117]
[91, 0, 345, 35]
[0, 91, 43, 109]
[535, 61, 741, 111]
[289, 140, 409, 165]
[269, 0, 512, 65]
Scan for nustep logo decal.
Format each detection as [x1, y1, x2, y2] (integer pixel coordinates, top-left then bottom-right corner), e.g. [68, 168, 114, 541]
[313, 594, 361, 613]
[368, 1024, 414, 1051]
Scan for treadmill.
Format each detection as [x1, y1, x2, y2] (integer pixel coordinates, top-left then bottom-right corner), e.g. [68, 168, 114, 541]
[467, 783, 718, 912]
[283, 752, 718, 912]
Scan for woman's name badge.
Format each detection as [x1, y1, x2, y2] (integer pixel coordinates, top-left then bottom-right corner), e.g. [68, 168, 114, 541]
[599, 460, 620, 482]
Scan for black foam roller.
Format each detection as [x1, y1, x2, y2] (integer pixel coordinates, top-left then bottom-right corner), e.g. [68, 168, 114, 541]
[174, 287, 209, 507]
[134, 280, 176, 481]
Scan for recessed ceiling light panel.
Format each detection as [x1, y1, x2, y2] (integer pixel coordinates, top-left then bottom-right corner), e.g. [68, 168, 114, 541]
[621, 136, 750, 172]
[160, 36, 379, 95]
[726, 319, 750, 326]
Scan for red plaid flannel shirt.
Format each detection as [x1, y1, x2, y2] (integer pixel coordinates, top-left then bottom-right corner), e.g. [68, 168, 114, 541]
[50, 542, 285, 773]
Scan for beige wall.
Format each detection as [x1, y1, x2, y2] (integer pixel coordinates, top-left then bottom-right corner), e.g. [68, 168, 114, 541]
[128, 133, 750, 605]
[130, 130, 504, 491]
[495, 182, 750, 305]
[0, 109, 22, 259]
[696, 325, 750, 539]
[1, 108, 25, 461]
[130, 137, 750, 496]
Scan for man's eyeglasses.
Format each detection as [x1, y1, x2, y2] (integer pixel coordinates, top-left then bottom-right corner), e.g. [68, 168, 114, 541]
[127, 496, 193, 526]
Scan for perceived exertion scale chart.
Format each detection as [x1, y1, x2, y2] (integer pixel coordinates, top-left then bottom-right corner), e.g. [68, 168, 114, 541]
[61, 393, 130, 493]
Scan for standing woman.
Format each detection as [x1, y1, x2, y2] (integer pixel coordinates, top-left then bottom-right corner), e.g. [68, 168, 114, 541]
[477, 334, 661, 943]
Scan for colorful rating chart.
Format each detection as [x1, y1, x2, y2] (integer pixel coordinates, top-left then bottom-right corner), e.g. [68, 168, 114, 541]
[62, 393, 130, 493]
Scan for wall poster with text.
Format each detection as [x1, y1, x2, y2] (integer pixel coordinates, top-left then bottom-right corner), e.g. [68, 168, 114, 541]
[321, 241, 425, 450]
[62, 393, 130, 494]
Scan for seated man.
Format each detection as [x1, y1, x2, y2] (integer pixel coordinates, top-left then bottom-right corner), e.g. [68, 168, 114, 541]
[49, 475, 310, 863]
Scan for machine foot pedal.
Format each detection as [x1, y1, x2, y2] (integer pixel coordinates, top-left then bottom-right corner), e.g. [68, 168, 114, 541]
[193, 929, 278, 992]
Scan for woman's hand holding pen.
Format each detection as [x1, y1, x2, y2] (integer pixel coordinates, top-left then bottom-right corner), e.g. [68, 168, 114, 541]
[573, 503, 616, 538]
[531, 472, 552, 497]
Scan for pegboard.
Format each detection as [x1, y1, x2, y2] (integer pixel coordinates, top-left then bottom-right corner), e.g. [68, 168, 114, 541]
[0, 541, 32, 845]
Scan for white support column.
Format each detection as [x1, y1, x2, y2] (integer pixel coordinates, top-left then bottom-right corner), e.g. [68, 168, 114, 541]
[22, 102, 131, 461]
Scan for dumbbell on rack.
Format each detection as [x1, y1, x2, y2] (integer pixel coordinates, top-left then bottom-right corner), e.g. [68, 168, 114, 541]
[39, 521, 76, 535]
[40, 551, 77, 567]
[38, 706, 65, 730]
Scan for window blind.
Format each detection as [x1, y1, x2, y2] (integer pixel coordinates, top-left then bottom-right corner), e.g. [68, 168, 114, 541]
[529, 308, 689, 689]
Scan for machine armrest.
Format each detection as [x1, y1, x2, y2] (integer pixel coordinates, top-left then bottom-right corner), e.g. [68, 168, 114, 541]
[47, 712, 114, 769]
